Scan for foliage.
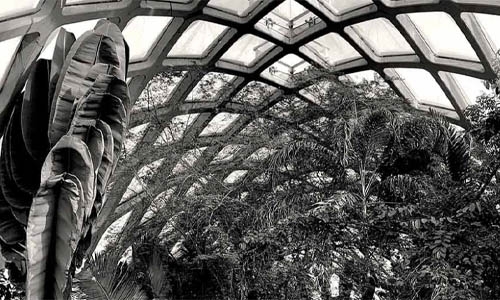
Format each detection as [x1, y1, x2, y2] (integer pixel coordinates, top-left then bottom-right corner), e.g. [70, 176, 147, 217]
[94, 69, 500, 300]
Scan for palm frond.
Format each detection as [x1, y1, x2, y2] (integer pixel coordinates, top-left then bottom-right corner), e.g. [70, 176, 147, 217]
[73, 251, 147, 300]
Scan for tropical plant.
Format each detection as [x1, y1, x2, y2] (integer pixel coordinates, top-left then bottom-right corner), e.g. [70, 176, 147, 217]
[0, 20, 131, 299]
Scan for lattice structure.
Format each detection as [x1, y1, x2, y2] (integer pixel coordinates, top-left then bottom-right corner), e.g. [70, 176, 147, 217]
[0, 0, 499, 252]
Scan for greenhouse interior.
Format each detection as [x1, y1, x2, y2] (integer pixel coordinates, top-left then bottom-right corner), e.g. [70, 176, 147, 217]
[1, 0, 500, 299]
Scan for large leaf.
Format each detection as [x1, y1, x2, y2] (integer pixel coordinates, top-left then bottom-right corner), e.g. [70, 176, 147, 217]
[48, 28, 121, 146]
[40, 135, 95, 217]
[0, 117, 33, 210]
[94, 20, 128, 81]
[7, 102, 40, 194]
[49, 28, 76, 103]
[26, 173, 84, 300]
[22, 59, 52, 162]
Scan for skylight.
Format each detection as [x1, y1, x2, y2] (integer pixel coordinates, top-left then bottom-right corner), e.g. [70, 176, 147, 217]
[0, 36, 22, 88]
[232, 81, 277, 106]
[220, 34, 275, 67]
[211, 144, 244, 163]
[405, 12, 479, 62]
[0, 0, 41, 20]
[185, 72, 235, 102]
[123, 16, 172, 62]
[261, 54, 312, 87]
[387, 68, 453, 110]
[155, 113, 200, 145]
[300, 33, 364, 69]
[199, 113, 241, 136]
[256, 0, 320, 43]
[305, 0, 375, 22]
[168, 21, 228, 58]
[224, 170, 248, 184]
[346, 17, 415, 59]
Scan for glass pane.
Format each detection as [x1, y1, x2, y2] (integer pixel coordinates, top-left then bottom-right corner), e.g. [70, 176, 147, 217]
[305, 0, 373, 20]
[139, 188, 173, 225]
[95, 211, 132, 253]
[449, 72, 490, 105]
[339, 70, 379, 84]
[300, 33, 362, 67]
[220, 34, 274, 67]
[207, 0, 261, 17]
[155, 113, 199, 145]
[172, 147, 207, 175]
[233, 81, 277, 106]
[256, 0, 320, 41]
[246, 147, 276, 162]
[261, 54, 311, 86]
[211, 144, 244, 163]
[185, 72, 235, 102]
[0, 36, 22, 88]
[135, 71, 186, 109]
[40, 19, 101, 60]
[473, 13, 500, 53]
[224, 170, 248, 184]
[123, 123, 149, 156]
[388, 68, 453, 109]
[167, 21, 227, 57]
[299, 80, 331, 106]
[0, 0, 41, 20]
[406, 12, 479, 61]
[348, 18, 414, 56]
[200, 112, 240, 136]
[123, 16, 172, 62]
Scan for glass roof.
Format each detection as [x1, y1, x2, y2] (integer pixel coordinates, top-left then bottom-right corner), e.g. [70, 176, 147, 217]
[1, 0, 499, 252]
[220, 34, 275, 67]
[406, 12, 479, 62]
[167, 21, 227, 58]
[123, 16, 172, 62]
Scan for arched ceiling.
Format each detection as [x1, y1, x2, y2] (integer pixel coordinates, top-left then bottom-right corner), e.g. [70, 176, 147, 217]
[1, 0, 499, 252]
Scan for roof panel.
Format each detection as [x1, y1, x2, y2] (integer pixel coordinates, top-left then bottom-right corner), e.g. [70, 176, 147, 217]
[261, 54, 312, 87]
[135, 71, 186, 109]
[256, 0, 320, 42]
[300, 33, 364, 68]
[347, 17, 414, 57]
[167, 20, 228, 58]
[200, 112, 241, 136]
[186, 72, 235, 102]
[448, 72, 490, 105]
[388, 68, 453, 109]
[172, 147, 207, 175]
[0, 0, 41, 20]
[40, 19, 101, 59]
[211, 144, 244, 163]
[207, 0, 261, 17]
[233, 81, 277, 106]
[220, 34, 274, 67]
[224, 170, 248, 184]
[0, 36, 22, 88]
[155, 113, 199, 145]
[473, 13, 500, 53]
[123, 16, 172, 62]
[305, 0, 375, 22]
[406, 12, 479, 62]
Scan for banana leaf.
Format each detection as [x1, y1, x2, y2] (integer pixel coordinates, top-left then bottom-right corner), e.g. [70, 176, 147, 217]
[7, 102, 40, 194]
[48, 29, 121, 146]
[40, 135, 95, 217]
[94, 20, 128, 81]
[0, 121, 32, 210]
[49, 28, 76, 102]
[26, 173, 85, 300]
[22, 59, 52, 163]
